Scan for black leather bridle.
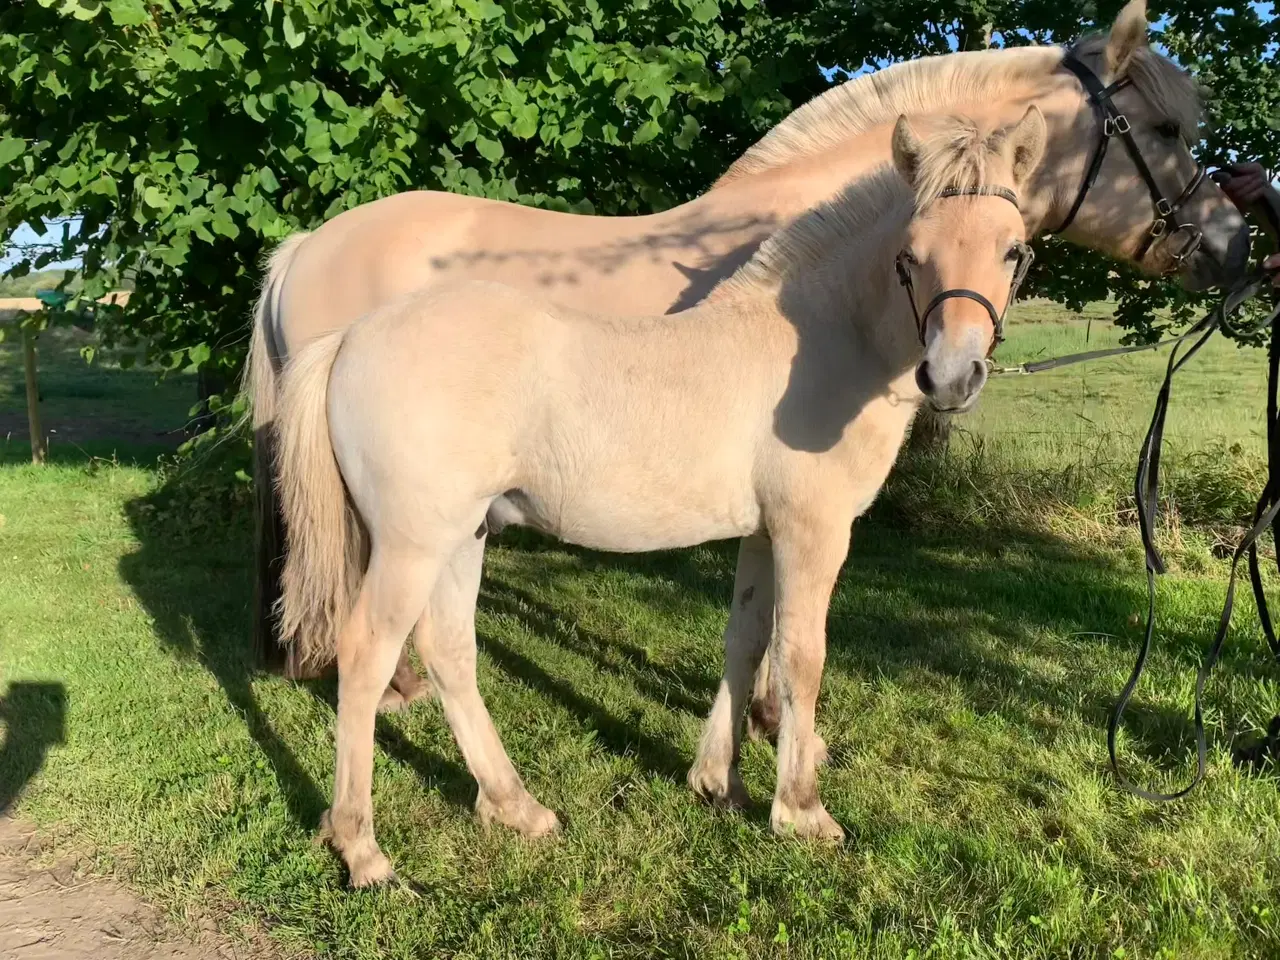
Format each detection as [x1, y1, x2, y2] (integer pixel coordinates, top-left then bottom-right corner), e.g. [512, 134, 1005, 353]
[1054, 52, 1208, 269]
[895, 185, 1035, 353]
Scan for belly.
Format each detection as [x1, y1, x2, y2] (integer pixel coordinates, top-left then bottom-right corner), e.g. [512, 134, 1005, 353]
[486, 485, 760, 553]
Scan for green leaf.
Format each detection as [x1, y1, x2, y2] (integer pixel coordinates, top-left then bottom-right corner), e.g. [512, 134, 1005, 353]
[452, 120, 479, 146]
[69, 0, 102, 21]
[493, 44, 518, 66]
[168, 41, 205, 71]
[475, 136, 504, 162]
[674, 113, 700, 150]
[0, 137, 25, 166]
[258, 167, 280, 192]
[211, 210, 240, 238]
[143, 185, 169, 208]
[511, 105, 538, 139]
[242, 94, 265, 122]
[216, 36, 248, 59]
[185, 342, 211, 370]
[689, 0, 718, 23]
[632, 119, 661, 145]
[281, 8, 306, 49]
[106, 0, 148, 25]
[176, 153, 199, 174]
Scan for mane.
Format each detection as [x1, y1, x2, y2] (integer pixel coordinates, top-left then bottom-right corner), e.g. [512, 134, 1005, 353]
[718, 116, 1012, 297]
[715, 36, 1203, 187]
[1069, 34, 1203, 136]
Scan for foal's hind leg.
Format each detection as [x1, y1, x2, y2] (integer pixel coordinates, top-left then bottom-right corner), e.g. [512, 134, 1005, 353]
[689, 535, 774, 808]
[377, 643, 434, 714]
[323, 548, 439, 887]
[415, 534, 559, 837]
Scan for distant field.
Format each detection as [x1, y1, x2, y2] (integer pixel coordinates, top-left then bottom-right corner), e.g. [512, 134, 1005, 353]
[974, 299, 1268, 463]
[0, 325, 196, 458]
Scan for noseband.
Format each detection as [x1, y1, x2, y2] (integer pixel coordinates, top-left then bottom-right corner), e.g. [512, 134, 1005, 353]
[1053, 53, 1207, 269]
[894, 185, 1035, 354]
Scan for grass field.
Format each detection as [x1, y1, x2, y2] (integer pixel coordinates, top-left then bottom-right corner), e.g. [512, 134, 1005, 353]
[1, 305, 1279, 959]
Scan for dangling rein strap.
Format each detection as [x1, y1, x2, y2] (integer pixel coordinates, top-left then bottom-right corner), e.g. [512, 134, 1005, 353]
[1109, 269, 1280, 801]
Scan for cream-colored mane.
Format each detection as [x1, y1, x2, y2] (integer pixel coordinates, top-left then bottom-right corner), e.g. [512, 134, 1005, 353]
[715, 37, 1203, 187]
[719, 115, 1013, 296]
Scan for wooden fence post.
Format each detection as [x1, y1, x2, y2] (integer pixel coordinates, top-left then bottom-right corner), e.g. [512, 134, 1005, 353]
[22, 328, 46, 464]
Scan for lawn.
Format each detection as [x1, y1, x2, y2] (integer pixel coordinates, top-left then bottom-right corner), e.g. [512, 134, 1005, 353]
[1, 305, 1279, 959]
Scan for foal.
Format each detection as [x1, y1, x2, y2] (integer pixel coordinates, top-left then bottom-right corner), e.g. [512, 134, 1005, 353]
[274, 109, 1046, 886]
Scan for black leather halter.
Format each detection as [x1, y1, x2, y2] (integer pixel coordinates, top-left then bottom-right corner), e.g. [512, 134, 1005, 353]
[895, 185, 1035, 353]
[1054, 53, 1207, 268]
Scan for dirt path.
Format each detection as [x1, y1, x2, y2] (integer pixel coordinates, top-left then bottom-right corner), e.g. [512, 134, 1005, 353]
[0, 817, 275, 960]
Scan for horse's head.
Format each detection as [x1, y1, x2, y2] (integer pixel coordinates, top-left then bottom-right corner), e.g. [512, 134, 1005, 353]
[892, 108, 1046, 412]
[1044, 0, 1250, 289]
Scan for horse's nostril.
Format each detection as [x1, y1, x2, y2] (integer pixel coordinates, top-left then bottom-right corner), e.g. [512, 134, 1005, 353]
[965, 359, 987, 397]
[915, 361, 934, 395]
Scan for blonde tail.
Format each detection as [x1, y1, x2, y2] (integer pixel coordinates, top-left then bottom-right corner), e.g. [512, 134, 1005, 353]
[273, 329, 363, 674]
[241, 232, 310, 671]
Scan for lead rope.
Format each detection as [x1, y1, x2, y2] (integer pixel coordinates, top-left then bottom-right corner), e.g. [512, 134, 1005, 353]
[1108, 275, 1280, 799]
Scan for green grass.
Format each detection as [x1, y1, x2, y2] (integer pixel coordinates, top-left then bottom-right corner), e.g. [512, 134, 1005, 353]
[2, 307, 1280, 958]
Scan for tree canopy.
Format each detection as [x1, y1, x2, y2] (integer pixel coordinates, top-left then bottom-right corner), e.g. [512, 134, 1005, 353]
[2, 0, 1278, 394]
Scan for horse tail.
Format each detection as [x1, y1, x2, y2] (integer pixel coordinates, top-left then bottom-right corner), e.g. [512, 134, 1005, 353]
[241, 231, 310, 673]
[274, 329, 363, 674]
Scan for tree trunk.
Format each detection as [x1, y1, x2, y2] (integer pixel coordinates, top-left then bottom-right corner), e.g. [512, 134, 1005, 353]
[22, 330, 46, 464]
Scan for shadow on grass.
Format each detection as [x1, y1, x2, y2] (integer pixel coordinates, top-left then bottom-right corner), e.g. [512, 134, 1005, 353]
[113, 466, 1259, 823]
[0, 682, 67, 814]
[116, 476, 475, 830]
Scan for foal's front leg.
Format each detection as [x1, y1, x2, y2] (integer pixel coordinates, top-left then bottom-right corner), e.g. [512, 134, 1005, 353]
[768, 516, 849, 841]
[688, 535, 775, 807]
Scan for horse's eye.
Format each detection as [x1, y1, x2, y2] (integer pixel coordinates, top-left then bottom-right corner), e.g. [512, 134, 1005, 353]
[1156, 121, 1181, 141]
[899, 249, 919, 266]
[1005, 245, 1022, 262]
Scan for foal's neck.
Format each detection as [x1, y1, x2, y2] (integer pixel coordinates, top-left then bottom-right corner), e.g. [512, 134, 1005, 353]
[705, 179, 920, 372]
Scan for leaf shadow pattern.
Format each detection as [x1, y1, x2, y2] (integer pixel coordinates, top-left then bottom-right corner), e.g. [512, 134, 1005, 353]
[118, 483, 476, 831]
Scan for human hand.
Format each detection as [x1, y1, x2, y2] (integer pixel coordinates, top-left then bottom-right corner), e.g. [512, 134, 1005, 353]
[1217, 161, 1275, 212]
[1266, 253, 1280, 287]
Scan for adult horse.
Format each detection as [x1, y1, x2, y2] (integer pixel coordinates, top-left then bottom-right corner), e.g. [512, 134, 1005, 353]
[247, 0, 1251, 712]
[274, 107, 1051, 885]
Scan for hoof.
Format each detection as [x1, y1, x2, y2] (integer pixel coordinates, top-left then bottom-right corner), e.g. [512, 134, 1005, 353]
[348, 850, 397, 889]
[476, 790, 561, 838]
[317, 809, 398, 888]
[687, 762, 752, 810]
[770, 798, 844, 842]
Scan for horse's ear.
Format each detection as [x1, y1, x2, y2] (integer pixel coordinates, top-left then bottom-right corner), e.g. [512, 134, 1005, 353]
[891, 115, 922, 188]
[1105, 0, 1148, 76]
[1005, 105, 1047, 187]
